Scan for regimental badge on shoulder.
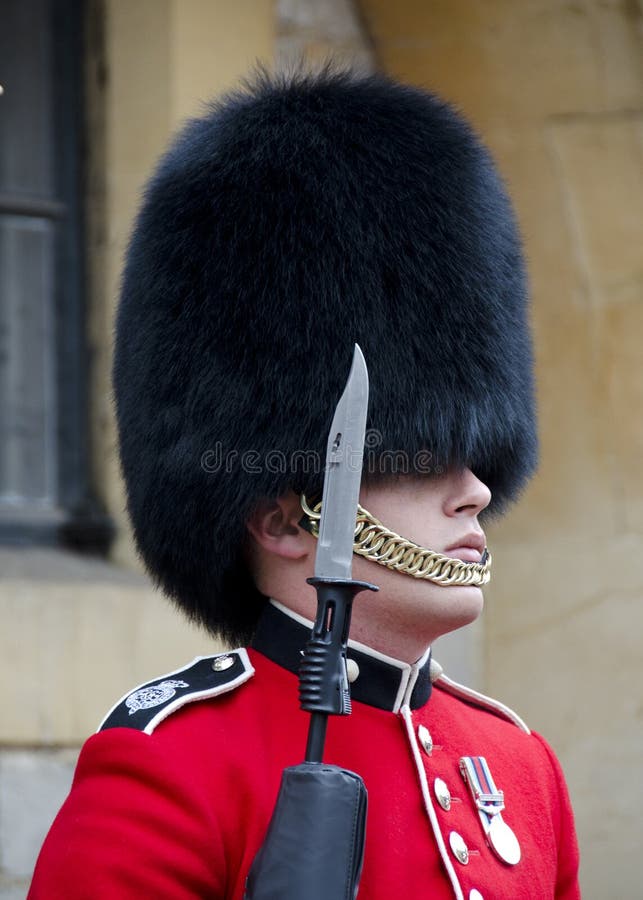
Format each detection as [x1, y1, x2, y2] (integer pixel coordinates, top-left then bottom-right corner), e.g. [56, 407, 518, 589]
[98, 649, 255, 735]
[125, 680, 190, 715]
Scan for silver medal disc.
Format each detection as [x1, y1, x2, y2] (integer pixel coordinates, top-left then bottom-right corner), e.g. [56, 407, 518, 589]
[488, 816, 521, 865]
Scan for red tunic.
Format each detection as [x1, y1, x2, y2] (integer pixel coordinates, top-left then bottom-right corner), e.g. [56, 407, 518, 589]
[29, 637, 579, 899]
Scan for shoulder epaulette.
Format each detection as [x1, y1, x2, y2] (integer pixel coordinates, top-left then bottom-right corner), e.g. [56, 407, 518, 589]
[98, 649, 254, 734]
[430, 659, 530, 734]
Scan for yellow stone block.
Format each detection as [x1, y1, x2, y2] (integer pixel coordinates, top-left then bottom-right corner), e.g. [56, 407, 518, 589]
[548, 115, 643, 307]
[1, 550, 223, 745]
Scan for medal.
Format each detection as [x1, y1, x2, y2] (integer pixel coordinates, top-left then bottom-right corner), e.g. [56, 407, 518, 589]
[459, 756, 521, 866]
[488, 815, 521, 865]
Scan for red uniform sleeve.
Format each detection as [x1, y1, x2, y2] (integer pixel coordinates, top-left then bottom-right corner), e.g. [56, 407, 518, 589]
[28, 729, 226, 899]
[532, 732, 581, 900]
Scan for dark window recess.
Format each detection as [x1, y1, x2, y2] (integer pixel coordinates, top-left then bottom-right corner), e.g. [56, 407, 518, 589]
[0, 0, 112, 552]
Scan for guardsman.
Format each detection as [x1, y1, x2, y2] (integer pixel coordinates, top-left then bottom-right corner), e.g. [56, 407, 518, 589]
[29, 68, 580, 899]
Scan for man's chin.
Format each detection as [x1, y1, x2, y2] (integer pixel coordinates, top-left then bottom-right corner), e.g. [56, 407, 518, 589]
[437, 585, 485, 630]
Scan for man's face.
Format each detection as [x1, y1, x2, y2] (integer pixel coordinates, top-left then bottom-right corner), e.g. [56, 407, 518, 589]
[346, 468, 492, 660]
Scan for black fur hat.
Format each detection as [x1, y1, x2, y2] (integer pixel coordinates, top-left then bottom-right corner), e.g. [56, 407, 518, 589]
[114, 68, 537, 643]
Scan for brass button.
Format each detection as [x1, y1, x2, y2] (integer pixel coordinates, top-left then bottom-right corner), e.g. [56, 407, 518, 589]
[212, 655, 235, 672]
[433, 777, 451, 811]
[449, 831, 469, 865]
[469, 891, 484, 900]
[346, 658, 360, 683]
[417, 724, 433, 755]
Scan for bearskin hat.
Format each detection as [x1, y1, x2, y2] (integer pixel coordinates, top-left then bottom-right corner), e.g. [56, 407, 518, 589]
[114, 68, 537, 643]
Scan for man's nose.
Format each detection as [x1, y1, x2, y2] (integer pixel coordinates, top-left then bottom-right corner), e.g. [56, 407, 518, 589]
[443, 468, 492, 517]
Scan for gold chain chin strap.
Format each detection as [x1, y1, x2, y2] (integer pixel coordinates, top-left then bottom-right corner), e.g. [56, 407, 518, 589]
[300, 495, 491, 587]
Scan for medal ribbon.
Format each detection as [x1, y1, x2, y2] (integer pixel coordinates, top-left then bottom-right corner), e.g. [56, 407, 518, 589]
[459, 755, 521, 866]
[459, 756, 504, 826]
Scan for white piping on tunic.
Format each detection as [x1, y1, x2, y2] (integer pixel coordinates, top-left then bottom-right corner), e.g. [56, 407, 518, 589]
[434, 673, 530, 734]
[397, 645, 431, 711]
[269, 598, 315, 629]
[400, 704, 465, 900]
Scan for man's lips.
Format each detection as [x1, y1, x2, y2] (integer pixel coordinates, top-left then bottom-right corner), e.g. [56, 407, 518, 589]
[444, 547, 483, 563]
[443, 532, 486, 563]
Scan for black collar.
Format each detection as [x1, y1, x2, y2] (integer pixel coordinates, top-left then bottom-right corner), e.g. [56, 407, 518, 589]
[252, 600, 432, 713]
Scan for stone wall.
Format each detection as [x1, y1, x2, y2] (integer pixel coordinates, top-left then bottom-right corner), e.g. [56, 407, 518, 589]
[276, 0, 375, 69]
[0, 3, 272, 895]
[3, 2, 641, 897]
[357, 2, 643, 896]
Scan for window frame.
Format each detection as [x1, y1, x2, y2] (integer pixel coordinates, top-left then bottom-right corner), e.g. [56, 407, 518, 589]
[0, 0, 112, 552]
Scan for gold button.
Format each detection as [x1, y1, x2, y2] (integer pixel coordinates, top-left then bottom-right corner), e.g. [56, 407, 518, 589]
[346, 658, 360, 683]
[212, 655, 235, 672]
[417, 724, 433, 755]
[433, 777, 451, 811]
[449, 831, 469, 865]
[469, 891, 484, 900]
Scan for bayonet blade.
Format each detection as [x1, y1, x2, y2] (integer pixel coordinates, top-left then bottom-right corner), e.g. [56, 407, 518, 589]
[314, 344, 369, 579]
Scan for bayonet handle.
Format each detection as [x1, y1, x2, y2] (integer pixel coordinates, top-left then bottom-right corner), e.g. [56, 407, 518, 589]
[300, 577, 378, 762]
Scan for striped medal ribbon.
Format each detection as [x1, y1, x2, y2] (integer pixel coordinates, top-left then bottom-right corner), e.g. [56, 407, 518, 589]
[459, 756, 521, 866]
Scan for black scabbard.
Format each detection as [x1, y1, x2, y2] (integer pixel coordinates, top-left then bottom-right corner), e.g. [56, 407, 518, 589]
[244, 763, 367, 900]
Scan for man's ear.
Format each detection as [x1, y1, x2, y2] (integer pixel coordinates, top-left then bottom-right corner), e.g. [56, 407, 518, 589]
[246, 492, 311, 560]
